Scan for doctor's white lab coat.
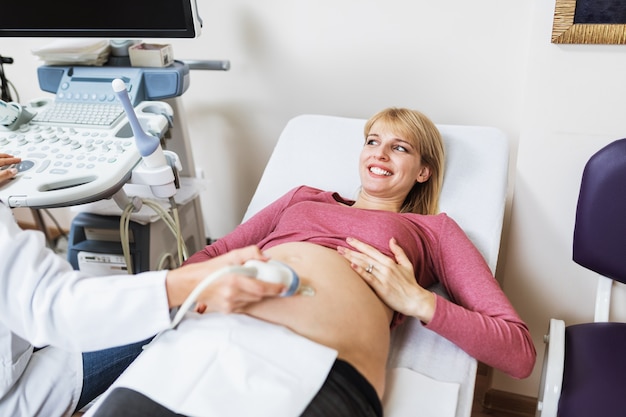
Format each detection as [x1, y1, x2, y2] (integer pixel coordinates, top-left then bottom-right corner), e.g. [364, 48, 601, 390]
[0, 203, 172, 417]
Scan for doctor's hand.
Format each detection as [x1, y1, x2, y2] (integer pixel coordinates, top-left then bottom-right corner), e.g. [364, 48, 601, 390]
[0, 153, 20, 184]
[166, 245, 286, 313]
[192, 270, 286, 314]
[337, 237, 436, 324]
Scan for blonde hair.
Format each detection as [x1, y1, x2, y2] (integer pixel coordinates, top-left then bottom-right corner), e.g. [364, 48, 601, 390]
[364, 108, 445, 215]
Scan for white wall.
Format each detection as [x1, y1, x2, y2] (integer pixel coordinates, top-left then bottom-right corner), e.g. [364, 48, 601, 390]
[492, 0, 626, 397]
[1, 0, 533, 238]
[170, 0, 533, 240]
[4, 0, 623, 400]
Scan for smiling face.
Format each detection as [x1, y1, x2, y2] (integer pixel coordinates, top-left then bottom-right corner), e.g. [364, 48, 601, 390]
[357, 119, 431, 211]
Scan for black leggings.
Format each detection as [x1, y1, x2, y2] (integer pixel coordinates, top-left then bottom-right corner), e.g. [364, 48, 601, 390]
[91, 359, 383, 417]
[301, 358, 383, 417]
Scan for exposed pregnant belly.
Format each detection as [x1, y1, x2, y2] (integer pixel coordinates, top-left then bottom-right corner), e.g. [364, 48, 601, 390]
[242, 242, 393, 397]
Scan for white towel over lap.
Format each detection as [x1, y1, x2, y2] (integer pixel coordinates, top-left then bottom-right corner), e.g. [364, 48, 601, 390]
[85, 314, 338, 417]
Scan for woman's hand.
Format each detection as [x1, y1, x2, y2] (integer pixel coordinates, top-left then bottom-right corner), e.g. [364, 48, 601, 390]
[166, 245, 286, 313]
[338, 237, 435, 323]
[0, 153, 20, 184]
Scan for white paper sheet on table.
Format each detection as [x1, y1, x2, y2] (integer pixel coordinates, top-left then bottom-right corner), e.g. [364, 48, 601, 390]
[84, 314, 338, 417]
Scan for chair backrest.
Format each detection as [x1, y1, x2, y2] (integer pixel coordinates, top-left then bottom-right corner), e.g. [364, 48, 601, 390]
[573, 138, 626, 286]
[553, 138, 626, 417]
[244, 114, 509, 274]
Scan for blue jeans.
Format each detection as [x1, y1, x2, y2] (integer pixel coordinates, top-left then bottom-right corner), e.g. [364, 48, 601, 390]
[76, 338, 151, 412]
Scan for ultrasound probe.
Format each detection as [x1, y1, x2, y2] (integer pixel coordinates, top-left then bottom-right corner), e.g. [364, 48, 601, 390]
[169, 260, 314, 330]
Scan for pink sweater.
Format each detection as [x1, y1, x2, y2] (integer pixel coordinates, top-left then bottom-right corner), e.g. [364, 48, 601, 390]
[186, 186, 536, 378]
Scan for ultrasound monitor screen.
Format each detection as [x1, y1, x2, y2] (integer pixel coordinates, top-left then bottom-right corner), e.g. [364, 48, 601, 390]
[0, 0, 202, 38]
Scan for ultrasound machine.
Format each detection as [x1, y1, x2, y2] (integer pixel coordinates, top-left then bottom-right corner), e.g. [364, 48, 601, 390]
[0, 0, 221, 274]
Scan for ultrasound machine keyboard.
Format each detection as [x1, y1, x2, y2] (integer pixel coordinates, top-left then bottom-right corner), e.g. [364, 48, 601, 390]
[0, 62, 186, 209]
[32, 102, 125, 127]
[0, 122, 139, 208]
[0, 100, 171, 209]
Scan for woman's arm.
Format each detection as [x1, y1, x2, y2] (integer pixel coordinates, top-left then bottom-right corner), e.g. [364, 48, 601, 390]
[185, 186, 308, 264]
[422, 216, 536, 378]
[338, 217, 536, 379]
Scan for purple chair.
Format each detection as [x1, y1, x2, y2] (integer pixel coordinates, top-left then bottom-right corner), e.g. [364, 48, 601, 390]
[536, 139, 626, 417]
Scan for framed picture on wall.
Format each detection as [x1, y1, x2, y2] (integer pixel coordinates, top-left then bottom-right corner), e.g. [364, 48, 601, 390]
[552, 0, 626, 44]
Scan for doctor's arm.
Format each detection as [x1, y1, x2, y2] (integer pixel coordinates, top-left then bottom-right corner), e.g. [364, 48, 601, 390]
[165, 246, 286, 313]
[0, 202, 283, 352]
